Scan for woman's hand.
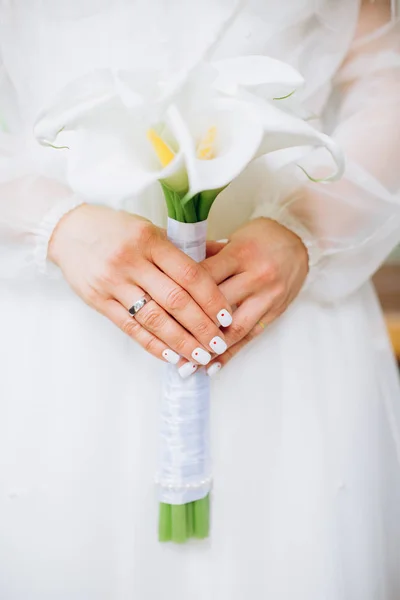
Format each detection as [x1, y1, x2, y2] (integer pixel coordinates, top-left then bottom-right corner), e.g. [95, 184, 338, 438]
[201, 218, 309, 376]
[48, 204, 232, 372]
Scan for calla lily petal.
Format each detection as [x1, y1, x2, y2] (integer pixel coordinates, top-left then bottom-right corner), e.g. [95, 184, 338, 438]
[212, 55, 304, 98]
[167, 99, 264, 199]
[33, 69, 155, 145]
[56, 108, 185, 201]
[253, 100, 345, 181]
[65, 135, 186, 201]
[34, 70, 120, 145]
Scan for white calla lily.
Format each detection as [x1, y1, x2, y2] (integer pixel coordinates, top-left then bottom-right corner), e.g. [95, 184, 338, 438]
[63, 120, 187, 201]
[166, 99, 264, 199]
[34, 71, 186, 200]
[33, 55, 344, 203]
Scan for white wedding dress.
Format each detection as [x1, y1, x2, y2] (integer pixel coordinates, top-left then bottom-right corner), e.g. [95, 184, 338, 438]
[1, 1, 400, 599]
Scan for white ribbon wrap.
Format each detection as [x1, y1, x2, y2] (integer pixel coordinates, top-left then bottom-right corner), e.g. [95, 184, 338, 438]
[157, 218, 212, 505]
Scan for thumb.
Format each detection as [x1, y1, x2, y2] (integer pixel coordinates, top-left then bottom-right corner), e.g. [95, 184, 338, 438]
[202, 240, 237, 284]
[205, 239, 228, 258]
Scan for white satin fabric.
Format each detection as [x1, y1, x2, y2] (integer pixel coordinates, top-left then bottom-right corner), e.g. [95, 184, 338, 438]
[1, 1, 400, 599]
[159, 220, 211, 505]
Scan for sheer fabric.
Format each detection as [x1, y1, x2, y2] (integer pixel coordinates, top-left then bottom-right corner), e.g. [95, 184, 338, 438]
[0, 0, 399, 302]
[253, 3, 400, 301]
[0, 59, 83, 277]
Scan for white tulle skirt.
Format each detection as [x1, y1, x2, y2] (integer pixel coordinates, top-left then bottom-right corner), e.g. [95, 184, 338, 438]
[0, 278, 400, 600]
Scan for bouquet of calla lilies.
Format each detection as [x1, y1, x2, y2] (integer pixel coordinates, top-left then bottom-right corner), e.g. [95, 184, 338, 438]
[35, 54, 344, 543]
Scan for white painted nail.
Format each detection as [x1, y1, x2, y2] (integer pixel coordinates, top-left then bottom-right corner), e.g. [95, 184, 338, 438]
[209, 336, 227, 355]
[217, 309, 233, 327]
[207, 362, 222, 377]
[192, 348, 211, 365]
[162, 349, 180, 365]
[178, 362, 198, 379]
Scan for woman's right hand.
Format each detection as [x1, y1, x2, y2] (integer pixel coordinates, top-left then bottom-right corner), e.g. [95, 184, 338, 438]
[48, 204, 232, 374]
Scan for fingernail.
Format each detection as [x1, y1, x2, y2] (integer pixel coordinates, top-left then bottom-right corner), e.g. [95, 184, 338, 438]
[162, 349, 180, 365]
[178, 362, 198, 379]
[192, 348, 211, 365]
[217, 310, 232, 327]
[209, 336, 227, 355]
[207, 362, 222, 377]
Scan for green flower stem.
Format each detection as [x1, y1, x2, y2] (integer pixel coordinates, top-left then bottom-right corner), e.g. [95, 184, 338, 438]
[171, 504, 188, 544]
[197, 189, 222, 222]
[193, 495, 210, 539]
[164, 195, 176, 220]
[175, 200, 184, 222]
[182, 198, 197, 223]
[158, 503, 172, 542]
[186, 502, 194, 538]
[158, 496, 210, 543]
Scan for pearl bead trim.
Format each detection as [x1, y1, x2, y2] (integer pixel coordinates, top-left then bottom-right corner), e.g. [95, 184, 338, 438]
[155, 476, 213, 491]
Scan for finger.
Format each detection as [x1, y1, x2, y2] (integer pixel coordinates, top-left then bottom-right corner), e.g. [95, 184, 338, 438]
[101, 299, 182, 365]
[135, 263, 229, 356]
[170, 294, 272, 376]
[202, 245, 238, 285]
[205, 240, 228, 258]
[223, 294, 273, 348]
[219, 273, 256, 307]
[114, 283, 213, 365]
[150, 240, 233, 327]
[206, 313, 269, 377]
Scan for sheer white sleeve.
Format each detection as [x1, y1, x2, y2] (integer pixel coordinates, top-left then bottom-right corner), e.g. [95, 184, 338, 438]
[253, 3, 400, 302]
[0, 60, 84, 280]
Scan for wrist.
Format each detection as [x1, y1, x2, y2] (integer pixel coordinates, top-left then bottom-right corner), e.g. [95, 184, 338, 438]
[46, 200, 88, 267]
[252, 206, 321, 268]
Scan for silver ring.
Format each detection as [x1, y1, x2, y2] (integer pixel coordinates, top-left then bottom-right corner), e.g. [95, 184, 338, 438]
[128, 293, 152, 317]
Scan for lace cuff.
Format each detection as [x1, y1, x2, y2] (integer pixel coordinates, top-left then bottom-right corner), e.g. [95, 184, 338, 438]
[34, 195, 85, 276]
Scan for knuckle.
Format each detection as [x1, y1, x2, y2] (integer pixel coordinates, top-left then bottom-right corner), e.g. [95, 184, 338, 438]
[181, 262, 201, 286]
[259, 259, 279, 283]
[120, 317, 140, 338]
[92, 261, 120, 290]
[203, 291, 223, 312]
[134, 220, 157, 247]
[230, 322, 247, 341]
[143, 336, 159, 355]
[105, 243, 132, 272]
[222, 346, 235, 362]
[85, 285, 99, 307]
[165, 286, 190, 312]
[237, 240, 258, 264]
[174, 337, 188, 354]
[140, 307, 166, 331]
[192, 319, 211, 338]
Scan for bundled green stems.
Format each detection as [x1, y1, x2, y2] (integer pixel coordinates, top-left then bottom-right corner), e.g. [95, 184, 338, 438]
[159, 495, 210, 543]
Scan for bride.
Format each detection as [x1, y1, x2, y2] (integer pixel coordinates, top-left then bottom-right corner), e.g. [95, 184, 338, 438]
[1, 0, 400, 598]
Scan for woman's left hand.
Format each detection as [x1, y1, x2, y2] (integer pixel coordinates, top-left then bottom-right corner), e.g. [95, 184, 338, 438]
[201, 217, 309, 375]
